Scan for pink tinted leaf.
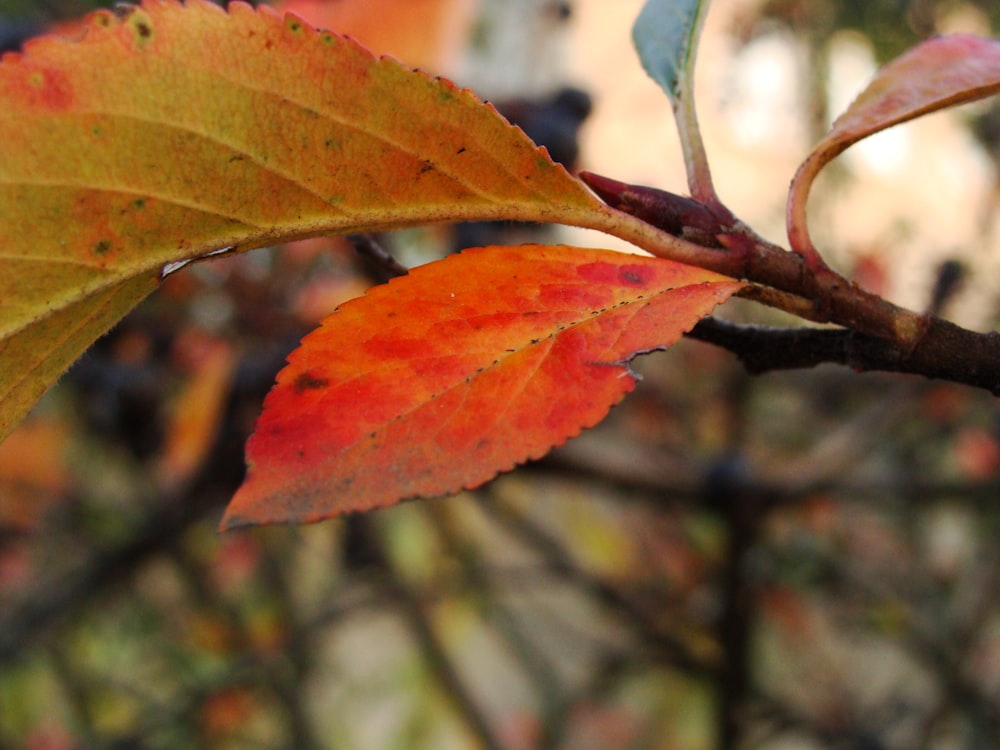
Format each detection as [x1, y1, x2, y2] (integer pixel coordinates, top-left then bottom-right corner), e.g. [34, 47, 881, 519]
[788, 34, 1000, 267]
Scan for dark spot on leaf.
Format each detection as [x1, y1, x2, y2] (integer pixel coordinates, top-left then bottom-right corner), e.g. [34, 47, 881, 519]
[93, 240, 111, 255]
[132, 198, 146, 210]
[618, 265, 653, 286]
[456, 147, 467, 154]
[297, 449, 305, 458]
[294, 372, 329, 393]
[135, 21, 151, 38]
[419, 160, 434, 174]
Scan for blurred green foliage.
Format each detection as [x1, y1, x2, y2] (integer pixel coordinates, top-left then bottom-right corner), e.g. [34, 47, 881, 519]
[758, 0, 999, 60]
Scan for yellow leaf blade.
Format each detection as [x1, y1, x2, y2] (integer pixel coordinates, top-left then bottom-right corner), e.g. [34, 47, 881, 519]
[0, 0, 603, 441]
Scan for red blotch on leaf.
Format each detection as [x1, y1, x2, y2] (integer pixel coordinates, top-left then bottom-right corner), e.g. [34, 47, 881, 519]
[4, 63, 74, 111]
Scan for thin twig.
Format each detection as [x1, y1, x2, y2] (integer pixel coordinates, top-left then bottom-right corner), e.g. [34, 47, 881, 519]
[476, 492, 716, 677]
[686, 318, 1000, 395]
[256, 534, 325, 750]
[347, 233, 409, 283]
[426, 505, 566, 733]
[367, 527, 506, 750]
[714, 477, 764, 750]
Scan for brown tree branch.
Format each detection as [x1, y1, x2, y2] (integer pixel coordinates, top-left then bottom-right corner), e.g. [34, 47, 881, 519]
[581, 174, 1000, 395]
[687, 318, 1000, 395]
[347, 233, 409, 283]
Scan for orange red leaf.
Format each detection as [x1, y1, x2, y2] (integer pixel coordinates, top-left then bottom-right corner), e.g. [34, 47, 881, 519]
[222, 245, 741, 528]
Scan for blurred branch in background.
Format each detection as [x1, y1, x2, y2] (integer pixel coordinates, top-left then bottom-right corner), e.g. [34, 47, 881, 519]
[3, 1, 1000, 749]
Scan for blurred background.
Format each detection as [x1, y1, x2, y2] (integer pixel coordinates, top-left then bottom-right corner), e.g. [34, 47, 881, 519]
[2, 1, 1000, 748]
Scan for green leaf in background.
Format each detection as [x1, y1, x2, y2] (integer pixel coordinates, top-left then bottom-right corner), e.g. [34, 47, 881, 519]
[631, 0, 711, 107]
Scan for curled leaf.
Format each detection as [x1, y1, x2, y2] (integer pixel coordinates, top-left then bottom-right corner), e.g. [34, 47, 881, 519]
[788, 34, 1000, 267]
[222, 245, 742, 528]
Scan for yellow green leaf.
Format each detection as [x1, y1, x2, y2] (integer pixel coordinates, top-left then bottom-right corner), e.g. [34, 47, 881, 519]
[0, 0, 605, 441]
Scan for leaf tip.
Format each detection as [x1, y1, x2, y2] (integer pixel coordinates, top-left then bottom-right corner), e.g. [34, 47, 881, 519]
[218, 511, 252, 533]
